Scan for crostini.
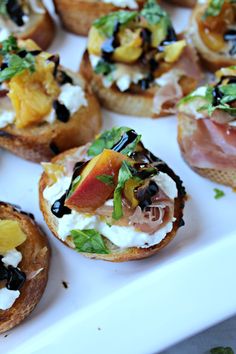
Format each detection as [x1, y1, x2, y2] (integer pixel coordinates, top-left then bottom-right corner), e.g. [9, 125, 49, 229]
[0, 0, 55, 50]
[80, 0, 202, 117]
[178, 66, 236, 187]
[39, 127, 186, 262]
[0, 36, 101, 162]
[0, 202, 50, 333]
[53, 0, 144, 37]
[188, 0, 236, 71]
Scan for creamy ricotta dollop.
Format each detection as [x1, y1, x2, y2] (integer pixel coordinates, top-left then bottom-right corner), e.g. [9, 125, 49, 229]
[0, 248, 22, 310]
[43, 172, 178, 249]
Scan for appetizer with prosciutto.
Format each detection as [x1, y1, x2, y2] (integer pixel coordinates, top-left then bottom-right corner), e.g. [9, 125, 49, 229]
[80, 0, 202, 117]
[178, 66, 236, 187]
[0, 0, 55, 50]
[53, 0, 145, 36]
[189, 0, 236, 70]
[0, 202, 49, 333]
[39, 127, 186, 262]
[0, 36, 101, 162]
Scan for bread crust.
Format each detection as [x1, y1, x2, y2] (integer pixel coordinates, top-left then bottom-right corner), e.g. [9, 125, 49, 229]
[189, 4, 236, 71]
[0, 72, 102, 163]
[53, 0, 143, 36]
[17, 9, 55, 51]
[178, 112, 236, 188]
[39, 147, 186, 262]
[0, 202, 50, 334]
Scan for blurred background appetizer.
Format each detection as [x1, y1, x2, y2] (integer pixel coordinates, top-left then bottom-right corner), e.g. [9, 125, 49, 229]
[0, 36, 101, 162]
[53, 0, 145, 36]
[0, 0, 55, 50]
[189, 0, 236, 70]
[0, 202, 49, 333]
[178, 66, 236, 187]
[39, 127, 186, 262]
[80, 0, 202, 117]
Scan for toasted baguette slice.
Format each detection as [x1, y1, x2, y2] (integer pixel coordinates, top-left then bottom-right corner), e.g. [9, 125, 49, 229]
[53, 0, 143, 36]
[39, 146, 186, 262]
[0, 202, 50, 334]
[0, 71, 102, 163]
[80, 51, 197, 117]
[189, 4, 236, 71]
[3, 2, 55, 51]
[178, 112, 236, 188]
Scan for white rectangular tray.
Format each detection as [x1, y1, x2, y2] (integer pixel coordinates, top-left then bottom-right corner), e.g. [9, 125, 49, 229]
[1, 3, 236, 353]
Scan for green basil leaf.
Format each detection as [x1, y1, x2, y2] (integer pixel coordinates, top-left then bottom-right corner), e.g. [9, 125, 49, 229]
[141, 0, 171, 26]
[96, 174, 115, 186]
[93, 10, 138, 38]
[94, 59, 115, 76]
[219, 83, 236, 104]
[0, 0, 7, 16]
[210, 347, 234, 354]
[113, 161, 133, 220]
[213, 188, 225, 199]
[67, 175, 81, 198]
[0, 36, 19, 55]
[203, 0, 225, 19]
[71, 229, 109, 254]
[0, 53, 36, 82]
[87, 126, 130, 157]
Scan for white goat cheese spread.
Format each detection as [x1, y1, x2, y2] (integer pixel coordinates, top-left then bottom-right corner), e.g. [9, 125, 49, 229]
[45, 83, 88, 124]
[102, 0, 138, 9]
[43, 172, 178, 248]
[0, 110, 15, 128]
[0, 28, 11, 42]
[0, 248, 22, 310]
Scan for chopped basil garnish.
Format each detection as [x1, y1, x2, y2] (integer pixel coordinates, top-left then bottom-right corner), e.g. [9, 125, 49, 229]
[94, 60, 115, 76]
[214, 188, 225, 199]
[0, 0, 7, 16]
[0, 53, 35, 82]
[113, 161, 133, 220]
[121, 134, 141, 155]
[93, 10, 138, 38]
[141, 0, 171, 26]
[210, 347, 234, 354]
[87, 127, 131, 157]
[0, 36, 36, 82]
[71, 229, 109, 254]
[96, 174, 115, 186]
[203, 0, 225, 19]
[67, 176, 81, 198]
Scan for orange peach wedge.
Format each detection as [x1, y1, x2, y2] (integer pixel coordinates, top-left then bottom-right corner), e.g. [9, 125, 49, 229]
[65, 149, 127, 212]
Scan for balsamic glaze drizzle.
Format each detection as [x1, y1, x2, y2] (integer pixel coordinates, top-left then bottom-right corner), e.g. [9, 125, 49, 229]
[6, 0, 25, 27]
[101, 22, 120, 61]
[0, 257, 26, 291]
[111, 130, 138, 152]
[53, 100, 70, 123]
[224, 29, 236, 56]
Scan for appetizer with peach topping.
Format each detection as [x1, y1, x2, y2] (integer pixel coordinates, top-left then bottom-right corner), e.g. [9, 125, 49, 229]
[189, 0, 236, 70]
[53, 0, 145, 36]
[0, 202, 49, 333]
[178, 66, 236, 187]
[0, 36, 101, 162]
[0, 0, 55, 50]
[39, 127, 186, 262]
[80, 0, 202, 117]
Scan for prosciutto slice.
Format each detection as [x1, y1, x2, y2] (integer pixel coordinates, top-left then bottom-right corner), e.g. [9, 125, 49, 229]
[181, 117, 236, 169]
